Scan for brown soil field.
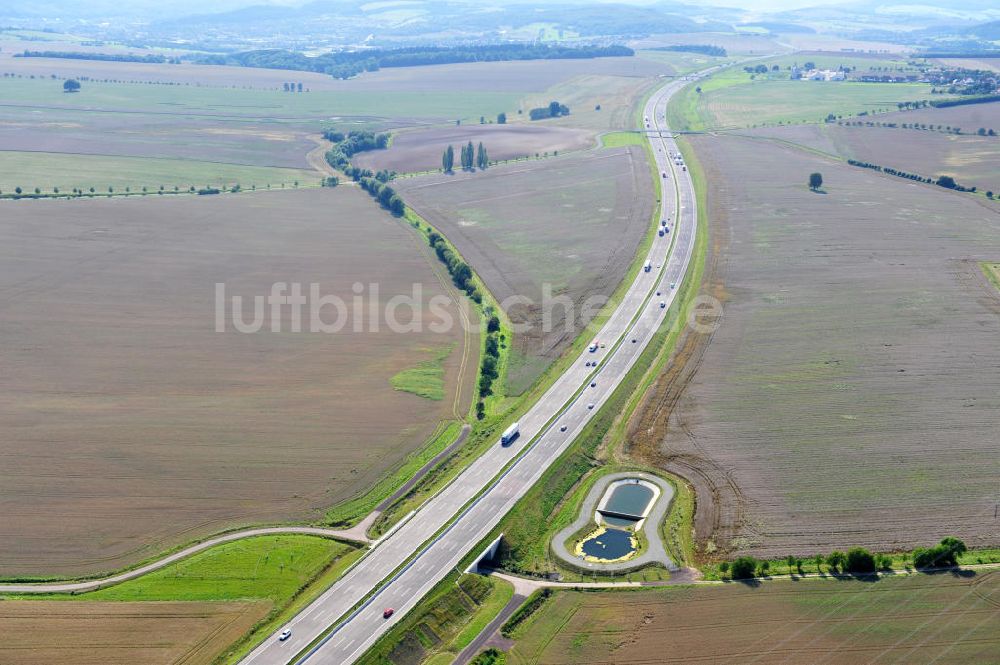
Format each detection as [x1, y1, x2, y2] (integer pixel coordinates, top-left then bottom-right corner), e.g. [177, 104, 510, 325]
[745, 103, 1000, 194]
[0, 600, 268, 665]
[395, 147, 653, 395]
[0, 187, 476, 577]
[353, 124, 596, 174]
[630, 133, 1000, 559]
[508, 571, 1000, 664]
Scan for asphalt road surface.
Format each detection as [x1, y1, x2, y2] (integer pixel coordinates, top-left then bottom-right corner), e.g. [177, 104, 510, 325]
[241, 68, 716, 665]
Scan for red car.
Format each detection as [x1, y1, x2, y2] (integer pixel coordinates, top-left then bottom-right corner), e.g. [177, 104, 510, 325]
[383, 608, 394, 619]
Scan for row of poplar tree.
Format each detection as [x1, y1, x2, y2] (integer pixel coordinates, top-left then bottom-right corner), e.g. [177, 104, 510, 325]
[442, 141, 489, 173]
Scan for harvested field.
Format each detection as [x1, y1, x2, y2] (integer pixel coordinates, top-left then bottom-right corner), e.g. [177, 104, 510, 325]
[0, 600, 269, 665]
[0, 111, 318, 169]
[507, 571, 1000, 664]
[0, 150, 317, 193]
[353, 124, 595, 174]
[0, 56, 665, 93]
[519, 73, 660, 132]
[744, 104, 1000, 194]
[395, 147, 653, 395]
[0, 186, 476, 578]
[633, 133, 1000, 558]
[935, 58, 1000, 73]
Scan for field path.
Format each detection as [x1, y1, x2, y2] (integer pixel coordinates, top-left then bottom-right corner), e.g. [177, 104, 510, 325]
[0, 526, 370, 595]
[306, 137, 341, 178]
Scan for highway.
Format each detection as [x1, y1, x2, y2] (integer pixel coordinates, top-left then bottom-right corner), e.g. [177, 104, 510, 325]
[241, 68, 712, 665]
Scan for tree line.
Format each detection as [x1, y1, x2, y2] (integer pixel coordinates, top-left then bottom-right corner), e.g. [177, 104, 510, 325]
[529, 100, 570, 121]
[197, 44, 634, 80]
[723, 536, 968, 580]
[442, 141, 489, 173]
[16, 50, 179, 64]
[650, 44, 727, 57]
[930, 93, 1000, 109]
[323, 129, 391, 170]
[847, 159, 976, 192]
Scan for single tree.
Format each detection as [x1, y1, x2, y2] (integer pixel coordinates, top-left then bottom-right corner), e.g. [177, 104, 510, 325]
[826, 551, 847, 573]
[809, 172, 823, 190]
[297, 82, 303, 92]
[443, 145, 454, 172]
[786, 555, 796, 575]
[845, 547, 876, 574]
[476, 142, 488, 170]
[63, 78, 81, 93]
[466, 141, 474, 169]
[730, 556, 757, 579]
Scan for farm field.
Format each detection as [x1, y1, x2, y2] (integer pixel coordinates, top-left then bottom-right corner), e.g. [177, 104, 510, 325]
[633, 133, 1000, 558]
[507, 571, 1000, 664]
[1, 534, 359, 664]
[0, 599, 268, 665]
[744, 103, 1000, 194]
[0, 109, 319, 169]
[395, 146, 653, 395]
[0, 186, 476, 578]
[352, 124, 596, 174]
[0, 150, 317, 193]
[668, 63, 941, 132]
[0, 55, 665, 94]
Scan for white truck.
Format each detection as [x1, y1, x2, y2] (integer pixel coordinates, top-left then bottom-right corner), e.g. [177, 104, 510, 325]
[501, 422, 520, 446]
[643, 260, 652, 273]
[589, 339, 599, 352]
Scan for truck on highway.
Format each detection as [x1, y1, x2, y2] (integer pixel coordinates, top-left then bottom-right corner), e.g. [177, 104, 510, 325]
[643, 260, 652, 273]
[501, 422, 520, 446]
[589, 339, 599, 352]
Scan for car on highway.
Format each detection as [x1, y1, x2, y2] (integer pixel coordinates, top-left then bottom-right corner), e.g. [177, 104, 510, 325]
[590, 381, 597, 387]
[670, 282, 676, 289]
[560, 425, 567, 432]
[659, 301, 666, 308]
[279, 629, 292, 642]
[587, 403, 595, 410]
[383, 608, 395, 619]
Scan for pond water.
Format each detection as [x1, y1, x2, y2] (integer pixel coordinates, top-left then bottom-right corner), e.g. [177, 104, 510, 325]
[580, 528, 635, 560]
[599, 482, 654, 527]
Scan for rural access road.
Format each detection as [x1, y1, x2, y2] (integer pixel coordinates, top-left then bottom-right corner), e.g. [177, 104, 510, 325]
[0, 526, 371, 595]
[241, 68, 717, 665]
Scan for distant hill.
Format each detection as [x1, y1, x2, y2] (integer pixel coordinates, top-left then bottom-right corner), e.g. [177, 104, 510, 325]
[964, 19, 1000, 40]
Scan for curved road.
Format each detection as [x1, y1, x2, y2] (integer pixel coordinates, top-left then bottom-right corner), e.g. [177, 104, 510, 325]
[240, 68, 717, 665]
[0, 526, 371, 595]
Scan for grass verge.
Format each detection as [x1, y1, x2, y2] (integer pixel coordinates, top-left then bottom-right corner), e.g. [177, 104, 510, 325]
[354, 573, 510, 665]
